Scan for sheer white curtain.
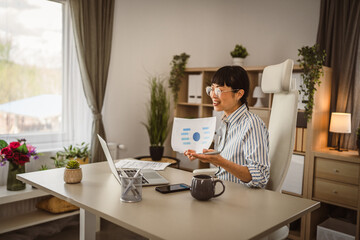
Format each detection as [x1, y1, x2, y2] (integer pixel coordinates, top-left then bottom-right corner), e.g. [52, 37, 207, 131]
[62, 1, 92, 146]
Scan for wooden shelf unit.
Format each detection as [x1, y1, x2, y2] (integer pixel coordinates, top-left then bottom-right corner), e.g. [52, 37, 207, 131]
[174, 65, 333, 240]
[0, 185, 79, 234]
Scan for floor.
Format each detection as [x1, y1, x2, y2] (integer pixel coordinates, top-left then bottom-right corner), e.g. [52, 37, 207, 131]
[0, 216, 147, 240]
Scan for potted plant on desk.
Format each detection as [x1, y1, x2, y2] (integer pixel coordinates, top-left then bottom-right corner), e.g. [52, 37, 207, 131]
[143, 76, 171, 161]
[64, 160, 82, 184]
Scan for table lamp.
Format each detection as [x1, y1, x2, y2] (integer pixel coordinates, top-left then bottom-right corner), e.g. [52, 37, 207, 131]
[329, 112, 351, 151]
[253, 86, 265, 107]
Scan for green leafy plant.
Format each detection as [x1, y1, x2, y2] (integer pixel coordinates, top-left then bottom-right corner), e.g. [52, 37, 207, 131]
[168, 52, 190, 103]
[39, 165, 49, 171]
[66, 159, 80, 169]
[297, 44, 326, 121]
[230, 44, 249, 58]
[51, 142, 90, 167]
[143, 76, 171, 147]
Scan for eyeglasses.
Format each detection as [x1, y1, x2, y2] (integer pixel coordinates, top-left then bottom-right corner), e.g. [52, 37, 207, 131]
[205, 86, 240, 97]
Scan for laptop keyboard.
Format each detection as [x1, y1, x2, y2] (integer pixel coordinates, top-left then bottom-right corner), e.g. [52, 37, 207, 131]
[124, 169, 149, 184]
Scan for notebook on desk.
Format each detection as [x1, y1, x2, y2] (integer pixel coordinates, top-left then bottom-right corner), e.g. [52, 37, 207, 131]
[98, 135, 169, 186]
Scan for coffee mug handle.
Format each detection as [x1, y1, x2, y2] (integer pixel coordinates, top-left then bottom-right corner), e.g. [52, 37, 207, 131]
[213, 180, 225, 198]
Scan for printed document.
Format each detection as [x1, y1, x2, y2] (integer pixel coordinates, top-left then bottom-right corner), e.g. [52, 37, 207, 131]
[115, 159, 171, 171]
[171, 117, 216, 153]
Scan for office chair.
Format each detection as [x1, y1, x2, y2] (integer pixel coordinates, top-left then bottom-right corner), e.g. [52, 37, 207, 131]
[261, 59, 298, 240]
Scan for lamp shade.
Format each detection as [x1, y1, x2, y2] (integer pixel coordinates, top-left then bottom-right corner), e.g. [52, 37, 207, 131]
[329, 112, 351, 134]
[253, 86, 265, 98]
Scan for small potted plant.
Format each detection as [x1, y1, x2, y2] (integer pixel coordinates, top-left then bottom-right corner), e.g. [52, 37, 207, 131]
[64, 159, 82, 184]
[52, 142, 90, 166]
[230, 44, 249, 66]
[357, 127, 360, 156]
[143, 76, 171, 161]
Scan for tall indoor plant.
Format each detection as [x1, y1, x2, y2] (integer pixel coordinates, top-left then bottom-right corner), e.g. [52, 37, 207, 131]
[297, 44, 326, 121]
[168, 52, 190, 104]
[143, 76, 171, 160]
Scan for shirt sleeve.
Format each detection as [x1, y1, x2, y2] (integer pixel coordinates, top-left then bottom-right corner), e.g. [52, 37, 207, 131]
[241, 117, 270, 188]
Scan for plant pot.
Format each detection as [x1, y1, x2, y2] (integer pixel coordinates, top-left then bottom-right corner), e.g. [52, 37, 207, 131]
[149, 146, 164, 161]
[7, 162, 26, 191]
[232, 57, 244, 66]
[64, 168, 82, 184]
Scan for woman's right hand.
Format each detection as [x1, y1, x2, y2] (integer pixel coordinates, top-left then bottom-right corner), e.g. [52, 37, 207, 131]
[184, 149, 197, 161]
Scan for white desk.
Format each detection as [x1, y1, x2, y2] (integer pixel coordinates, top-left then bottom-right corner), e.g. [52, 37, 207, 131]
[17, 162, 319, 240]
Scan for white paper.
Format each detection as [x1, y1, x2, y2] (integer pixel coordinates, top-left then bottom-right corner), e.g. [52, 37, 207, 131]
[171, 117, 216, 153]
[115, 159, 171, 171]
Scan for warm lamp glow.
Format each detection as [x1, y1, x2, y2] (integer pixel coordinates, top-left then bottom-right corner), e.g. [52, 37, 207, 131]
[329, 112, 351, 152]
[329, 112, 351, 133]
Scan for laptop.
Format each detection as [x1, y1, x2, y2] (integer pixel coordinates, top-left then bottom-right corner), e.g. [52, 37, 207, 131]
[98, 134, 169, 186]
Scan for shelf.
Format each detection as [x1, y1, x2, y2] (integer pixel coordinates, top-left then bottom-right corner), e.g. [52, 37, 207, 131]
[0, 185, 49, 205]
[288, 230, 301, 240]
[0, 209, 79, 234]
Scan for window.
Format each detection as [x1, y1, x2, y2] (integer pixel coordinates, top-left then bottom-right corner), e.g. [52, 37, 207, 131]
[0, 0, 91, 151]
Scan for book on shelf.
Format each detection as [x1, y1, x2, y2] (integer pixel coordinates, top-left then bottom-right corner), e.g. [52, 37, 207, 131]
[294, 127, 307, 152]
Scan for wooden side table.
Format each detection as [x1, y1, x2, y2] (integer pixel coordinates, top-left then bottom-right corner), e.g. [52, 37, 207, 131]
[134, 156, 180, 169]
[305, 148, 360, 239]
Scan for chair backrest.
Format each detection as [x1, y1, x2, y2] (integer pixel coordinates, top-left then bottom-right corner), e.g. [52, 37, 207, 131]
[262, 59, 298, 192]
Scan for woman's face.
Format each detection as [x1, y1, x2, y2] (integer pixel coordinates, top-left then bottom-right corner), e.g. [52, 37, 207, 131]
[210, 84, 244, 116]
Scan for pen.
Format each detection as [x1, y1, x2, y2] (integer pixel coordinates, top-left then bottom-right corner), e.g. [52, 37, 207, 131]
[203, 151, 221, 155]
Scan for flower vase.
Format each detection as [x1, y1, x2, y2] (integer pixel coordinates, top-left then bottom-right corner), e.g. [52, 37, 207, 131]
[7, 162, 26, 191]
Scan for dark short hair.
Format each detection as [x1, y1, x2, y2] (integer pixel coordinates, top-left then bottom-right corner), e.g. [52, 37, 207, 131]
[211, 65, 249, 108]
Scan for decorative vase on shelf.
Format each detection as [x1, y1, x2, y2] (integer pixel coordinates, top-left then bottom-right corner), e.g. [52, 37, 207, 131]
[232, 57, 244, 66]
[7, 162, 26, 191]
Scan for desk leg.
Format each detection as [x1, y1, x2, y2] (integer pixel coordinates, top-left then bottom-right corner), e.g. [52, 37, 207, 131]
[80, 208, 96, 240]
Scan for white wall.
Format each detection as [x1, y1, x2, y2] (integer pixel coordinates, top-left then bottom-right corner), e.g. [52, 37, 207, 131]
[104, 0, 320, 159]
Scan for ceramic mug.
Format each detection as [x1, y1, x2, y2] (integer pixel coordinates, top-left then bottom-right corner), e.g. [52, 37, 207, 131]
[190, 174, 225, 201]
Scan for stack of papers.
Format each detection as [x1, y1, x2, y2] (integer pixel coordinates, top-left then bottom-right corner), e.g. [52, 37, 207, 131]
[115, 159, 171, 171]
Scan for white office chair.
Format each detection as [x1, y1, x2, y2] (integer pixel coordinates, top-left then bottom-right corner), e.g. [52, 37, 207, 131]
[261, 59, 298, 240]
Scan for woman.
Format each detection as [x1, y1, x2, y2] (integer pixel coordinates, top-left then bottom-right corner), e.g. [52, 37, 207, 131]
[184, 65, 270, 188]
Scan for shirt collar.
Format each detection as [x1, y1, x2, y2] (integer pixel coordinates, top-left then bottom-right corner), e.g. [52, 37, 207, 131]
[222, 104, 247, 126]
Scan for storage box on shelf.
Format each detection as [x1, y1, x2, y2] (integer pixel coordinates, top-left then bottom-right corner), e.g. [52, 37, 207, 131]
[0, 184, 79, 234]
[173, 65, 332, 240]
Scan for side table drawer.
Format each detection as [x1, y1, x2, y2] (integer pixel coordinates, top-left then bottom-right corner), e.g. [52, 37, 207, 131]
[315, 157, 359, 185]
[313, 178, 358, 208]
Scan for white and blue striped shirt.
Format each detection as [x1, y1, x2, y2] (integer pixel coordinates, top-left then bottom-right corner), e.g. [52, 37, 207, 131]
[216, 104, 270, 188]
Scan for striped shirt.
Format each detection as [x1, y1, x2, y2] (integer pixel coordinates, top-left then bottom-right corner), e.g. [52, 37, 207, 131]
[216, 104, 270, 188]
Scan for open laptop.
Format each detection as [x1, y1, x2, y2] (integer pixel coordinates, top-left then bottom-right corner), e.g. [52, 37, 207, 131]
[98, 134, 169, 186]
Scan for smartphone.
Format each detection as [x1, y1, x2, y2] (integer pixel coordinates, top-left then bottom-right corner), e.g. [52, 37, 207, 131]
[155, 183, 190, 194]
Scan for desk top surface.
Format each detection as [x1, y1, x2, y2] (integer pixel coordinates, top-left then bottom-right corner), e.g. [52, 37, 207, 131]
[18, 162, 319, 240]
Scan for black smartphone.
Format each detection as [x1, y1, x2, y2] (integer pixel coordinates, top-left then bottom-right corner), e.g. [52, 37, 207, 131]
[155, 183, 191, 194]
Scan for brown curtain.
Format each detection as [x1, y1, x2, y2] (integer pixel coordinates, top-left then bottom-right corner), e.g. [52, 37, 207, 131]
[69, 0, 115, 162]
[316, 0, 360, 149]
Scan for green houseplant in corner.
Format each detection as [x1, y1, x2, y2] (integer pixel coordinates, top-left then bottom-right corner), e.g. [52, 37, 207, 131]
[143, 76, 171, 161]
[230, 44, 249, 66]
[297, 44, 326, 122]
[168, 52, 190, 104]
[64, 159, 82, 184]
